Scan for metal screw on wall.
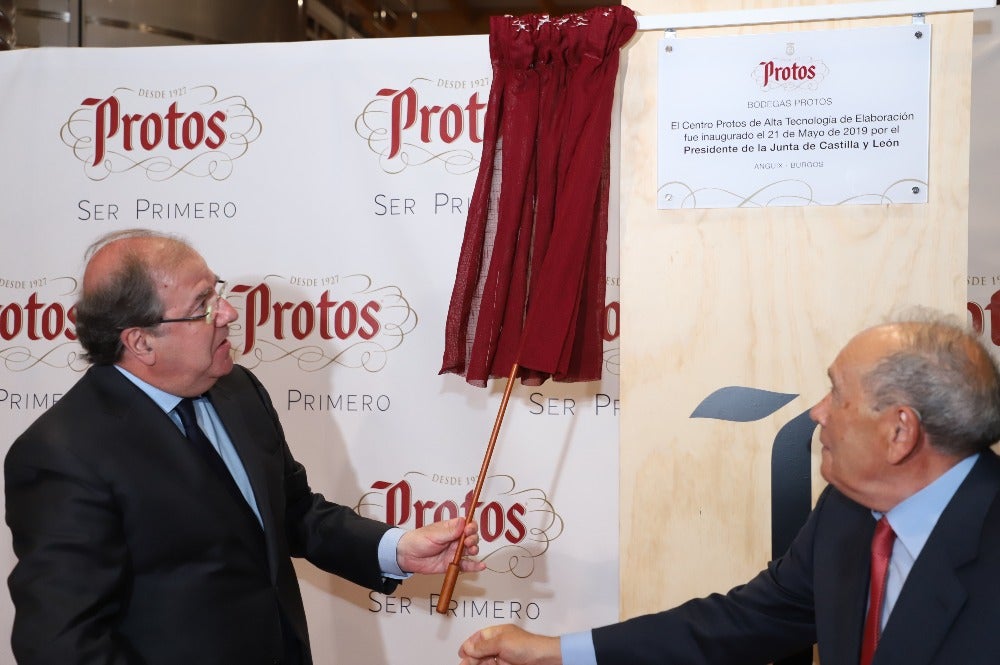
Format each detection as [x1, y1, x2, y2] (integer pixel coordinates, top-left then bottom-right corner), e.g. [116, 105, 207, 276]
[0, 0, 15, 51]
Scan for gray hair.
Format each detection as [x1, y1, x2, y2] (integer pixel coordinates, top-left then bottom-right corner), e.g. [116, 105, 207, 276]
[864, 316, 1000, 457]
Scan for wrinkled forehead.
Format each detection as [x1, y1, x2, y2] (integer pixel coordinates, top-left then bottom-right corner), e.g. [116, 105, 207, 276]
[831, 325, 902, 381]
[154, 252, 212, 282]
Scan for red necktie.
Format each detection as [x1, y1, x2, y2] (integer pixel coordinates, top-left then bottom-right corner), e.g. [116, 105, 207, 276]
[860, 516, 895, 665]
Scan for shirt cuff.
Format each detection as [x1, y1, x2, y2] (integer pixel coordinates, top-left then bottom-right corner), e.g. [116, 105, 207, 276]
[378, 527, 411, 580]
[561, 630, 598, 665]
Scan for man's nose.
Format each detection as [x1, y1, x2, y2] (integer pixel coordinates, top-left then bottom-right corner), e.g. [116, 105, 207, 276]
[215, 296, 237, 326]
[808, 393, 829, 425]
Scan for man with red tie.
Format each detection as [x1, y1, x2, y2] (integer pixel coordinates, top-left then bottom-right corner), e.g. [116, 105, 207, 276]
[458, 315, 1000, 665]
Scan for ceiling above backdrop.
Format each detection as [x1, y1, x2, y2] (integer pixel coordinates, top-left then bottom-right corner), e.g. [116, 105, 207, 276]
[9, 0, 619, 49]
[308, 0, 621, 39]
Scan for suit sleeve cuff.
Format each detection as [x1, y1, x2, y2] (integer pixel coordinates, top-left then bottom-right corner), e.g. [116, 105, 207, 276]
[561, 630, 598, 665]
[378, 527, 411, 580]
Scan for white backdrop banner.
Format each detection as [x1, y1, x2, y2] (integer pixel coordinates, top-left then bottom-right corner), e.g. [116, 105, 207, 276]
[969, 6, 1000, 350]
[0, 38, 620, 664]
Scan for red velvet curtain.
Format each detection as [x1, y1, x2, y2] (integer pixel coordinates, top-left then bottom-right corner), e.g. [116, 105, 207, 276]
[440, 6, 636, 387]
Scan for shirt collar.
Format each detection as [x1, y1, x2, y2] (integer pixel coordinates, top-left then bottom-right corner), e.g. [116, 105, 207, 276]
[114, 365, 185, 414]
[877, 453, 979, 561]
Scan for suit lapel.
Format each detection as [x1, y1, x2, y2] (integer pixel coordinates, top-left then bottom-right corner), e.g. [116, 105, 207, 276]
[874, 453, 1000, 665]
[92, 366, 271, 567]
[207, 377, 284, 579]
[91, 366, 218, 476]
[823, 507, 875, 665]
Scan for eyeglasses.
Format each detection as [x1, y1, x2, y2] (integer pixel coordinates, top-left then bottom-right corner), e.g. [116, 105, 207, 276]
[158, 280, 229, 325]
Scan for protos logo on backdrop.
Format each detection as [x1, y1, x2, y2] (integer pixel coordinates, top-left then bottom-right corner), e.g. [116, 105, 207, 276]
[0, 278, 84, 375]
[61, 85, 262, 181]
[227, 274, 417, 373]
[355, 76, 489, 175]
[0, 273, 414, 374]
[357, 472, 563, 578]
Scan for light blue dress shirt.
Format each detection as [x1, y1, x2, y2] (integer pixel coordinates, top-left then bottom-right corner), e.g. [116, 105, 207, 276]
[115, 366, 407, 578]
[874, 452, 977, 630]
[560, 453, 979, 665]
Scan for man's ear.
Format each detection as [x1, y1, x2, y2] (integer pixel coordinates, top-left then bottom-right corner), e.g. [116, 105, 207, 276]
[119, 327, 156, 366]
[886, 405, 922, 465]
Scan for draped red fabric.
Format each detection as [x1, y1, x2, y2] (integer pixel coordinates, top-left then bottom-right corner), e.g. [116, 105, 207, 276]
[440, 6, 636, 387]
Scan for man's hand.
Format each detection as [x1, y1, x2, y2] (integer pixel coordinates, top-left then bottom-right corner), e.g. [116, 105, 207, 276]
[396, 517, 487, 574]
[459, 624, 563, 665]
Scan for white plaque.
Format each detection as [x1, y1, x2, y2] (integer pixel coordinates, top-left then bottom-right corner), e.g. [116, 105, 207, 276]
[657, 25, 931, 209]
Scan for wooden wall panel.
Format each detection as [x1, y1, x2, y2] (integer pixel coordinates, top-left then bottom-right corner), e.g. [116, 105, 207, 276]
[618, 1, 972, 626]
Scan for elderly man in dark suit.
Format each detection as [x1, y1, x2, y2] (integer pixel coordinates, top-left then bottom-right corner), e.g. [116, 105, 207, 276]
[5, 228, 485, 665]
[458, 315, 1000, 665]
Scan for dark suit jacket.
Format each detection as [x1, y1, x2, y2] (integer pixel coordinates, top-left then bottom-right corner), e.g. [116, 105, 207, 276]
[5, 363, 399, 665]
[593, 451, 1000, 665]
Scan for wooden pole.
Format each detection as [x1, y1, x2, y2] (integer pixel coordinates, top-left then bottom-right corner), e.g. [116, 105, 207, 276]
[436, 362, 520, 614]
